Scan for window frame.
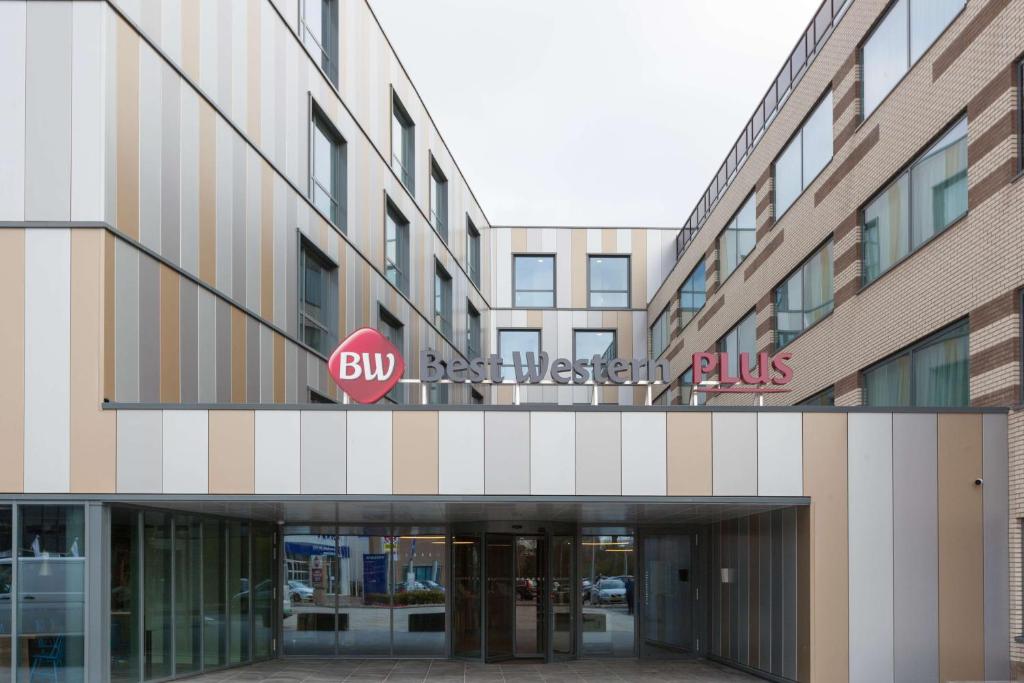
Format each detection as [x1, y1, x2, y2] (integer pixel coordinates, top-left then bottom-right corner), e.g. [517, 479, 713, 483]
[378, 305, 404, 405]
[771, 88, 834, 221]
[861, 319, 969, 407]
[383, 197, 410, 295]
[497, 328, 541, 380]
[434, 260, 454, 340]
[587, 255, 631, 309]
[860, 114, 968, 287]
[798, 386, 835, 406]
[309, 102, 346, 231]
[716, 309, 758, 380]
[774, 238, 835, 350]
[512, 254, 557, 309]
[467, 301, 481, 358]
[390, 90, 415, 193]
[429, 156, 449, 243]
[859, 0, 966, 121]
[717, 193, 757, 282]
[679, 261, 707, 328]
[573, 329, 618, 369]
[466, 218, 481, 288]
[1018, 58, 1024, 174]
[297, 233, 339, 357]
[650, 306, 671, 360]
[299, 0, 339, 86]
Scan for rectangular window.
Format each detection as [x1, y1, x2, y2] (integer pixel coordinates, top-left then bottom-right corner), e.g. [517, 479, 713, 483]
[467, 219, 481, 287]
[588, 255, 630, 308]
[467, 302, 481, 358]
[434, 262, 453, 338]
[863, 320, 968, 406]
[680, 367, 706, 406]
[384, 199, 410, 294]
[299, 237, 338, 356]
[300, 0, 338, 86]
[799, 386, 835, 406]
[718, 310, 757, 380]
[574, 330, 617, 369]
[498, 329, 540, 380]
[310, 108, 346, 229]
[775, 240, 834, 347]
[773, 90, 833, 217]
[391, 93, 415, 192]
[679, 261, 706, 327]
[429, 159, 449, 242]
[428, 383, 449, 405]
[650, 306, 670, 359]
[513, 255, 555, 308]
[862, 0, 965, 117]
[718, 194, 756, 280]
[379, 306, 404, 404]
[862, 117, 967, 284]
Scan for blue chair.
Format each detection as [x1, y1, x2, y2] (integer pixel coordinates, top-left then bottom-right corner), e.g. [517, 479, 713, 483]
[29, 635, 64, 682]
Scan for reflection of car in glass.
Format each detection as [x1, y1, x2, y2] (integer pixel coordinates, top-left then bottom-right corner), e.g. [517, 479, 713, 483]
[396, 580, 427, 593]
[581, 579, 592, 603]
[287, 579, 314, 603]
[516, 578, 535, 600]
[420, 580, 445, 592]
[588, 578, 626, 605]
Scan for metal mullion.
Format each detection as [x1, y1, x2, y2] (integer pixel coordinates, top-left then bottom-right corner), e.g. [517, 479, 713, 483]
[248, 525, 254, 663]
[224, 524, 230, 667]
[170, 517, 176, 679]
[137, 511, 145, 683]
[198, 519, 204, 673]
[10, 504, 17, 683]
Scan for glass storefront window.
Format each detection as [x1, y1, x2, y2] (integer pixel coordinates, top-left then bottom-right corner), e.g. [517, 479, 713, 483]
[252, 526, 274, 660]
[0, 508, 11, 683]
[18, 505, 85, 683]
[110, 509, 138, 683]
[282, 530, 337, 655]
[228, 522, 249, 665]
[143, 512, 172, 680]
[202, 519, 227, 670]
[392, 535, 446, 656]
[580, 535, 635, 657]
[338, 534, 391, 656]
[451, 536, 481, 659]
[173, 517, 201, 676]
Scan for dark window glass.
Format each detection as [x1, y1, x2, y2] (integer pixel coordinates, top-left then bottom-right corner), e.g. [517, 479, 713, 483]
[391, 95, 415, 192]
[775, 240, 834, 347]
[680, 367, 706, 406]
[774, 91, 833, 217]
[429, 160, 448, 241]
[679, 261, 706, 326]
[299, 238, 338, 355]
[311, 109, 345, 229]
[110, 509, 138, 683]
[574, 330, 617, 367]
[514, 255, 555, 308]
[799, 386, 835, 406]
[467, 303, 481, 358]
[650, 307, 670, 359]
[301, 0, 338, 86]
[498, 330, 540, 380]
[467, 219, 481, 287]
[379, 307, 404, 404]
[384, 200, 410, 294]
[863, 321, 968, 407]
[718, 311, 757, 379]
[434, 263, 453, 338]
[863, 117, 967, 284]
[718, 195, 756, 280]
[588, 256, 629, 308]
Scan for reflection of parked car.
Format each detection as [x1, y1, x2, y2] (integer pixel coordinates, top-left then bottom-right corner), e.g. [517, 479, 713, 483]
[588, 578, 626, 605]
[516, 579, 535, 600]
[420, 579, 445, 592]
[396, 580, 427, 593]
[287, 579, 314, 603]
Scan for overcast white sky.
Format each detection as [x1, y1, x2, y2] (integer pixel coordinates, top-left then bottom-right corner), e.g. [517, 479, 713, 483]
[368, 0, 823, 227]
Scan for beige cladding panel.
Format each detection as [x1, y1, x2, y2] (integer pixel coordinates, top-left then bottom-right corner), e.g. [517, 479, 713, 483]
[0, 230, 24, 492]
[666, 412, 712, 495]
[575, 412, 621, 495]
[393, 411, 439, 494]
[208, 410, 255, 494]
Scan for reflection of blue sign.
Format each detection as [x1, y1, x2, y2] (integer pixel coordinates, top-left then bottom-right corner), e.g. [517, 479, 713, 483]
[363, 554, 387, 594]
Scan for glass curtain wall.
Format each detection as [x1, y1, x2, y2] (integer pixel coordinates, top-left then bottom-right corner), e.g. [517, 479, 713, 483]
[109, 509, 275, 682]
[580, 535, 635, 657]
[283, 528, 448, 658]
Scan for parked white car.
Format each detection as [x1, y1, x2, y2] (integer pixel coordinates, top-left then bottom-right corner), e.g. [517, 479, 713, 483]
[588, 578, 626, 605]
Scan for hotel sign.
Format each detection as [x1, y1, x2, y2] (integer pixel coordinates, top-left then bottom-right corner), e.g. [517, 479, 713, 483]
[328, 328, 792, 404]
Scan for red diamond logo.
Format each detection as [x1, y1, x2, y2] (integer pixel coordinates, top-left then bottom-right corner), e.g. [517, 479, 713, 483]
[327, 328, 405, 404]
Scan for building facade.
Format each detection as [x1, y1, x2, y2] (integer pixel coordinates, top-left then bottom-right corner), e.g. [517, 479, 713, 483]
[0, 0, 1019, 681]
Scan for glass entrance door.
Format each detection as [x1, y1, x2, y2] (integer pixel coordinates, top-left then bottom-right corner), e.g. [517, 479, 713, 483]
[640, 534, 695, 657]
[484, 535, 513, 661]
[513, 537, 543, 658]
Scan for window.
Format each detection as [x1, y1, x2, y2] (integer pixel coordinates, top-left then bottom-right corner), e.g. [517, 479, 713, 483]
[309, 388, 336, 404]
[299, 237, 338, 356]
[799, 386, 835, 406]
[429, 159, 448, 241]
[310, 108, 346, 229]
[379, 306, 404, 403]
[679, 261, 706, 327]
[391, 93, 415, 192]
[471, 389, 484, 404]
[384, 199, 409, 294]
[434, 262, 453, 338]
[300, 0, 338, 86]
[574, 330, 617, 370]
[428, 383, 449, 405]
[588, 256, 629, 308]
[862, 0, 965, 117]
[863, 320, 968, 407]
[862, 117, 967, 284]
[1019, 60, 1024, 172]
[774, 90, 834, 217]
[498, 329, 540, 380]
[718, 194, 756, 280]
[775, 240, 834, 347]
[650, 307, 670, 359]
[467, 302, 481, 358]
[718, 310, 757, 380]
[513, 255, 555, 308]
[467, 219, 481, 287]
[680, 367, 706, 406]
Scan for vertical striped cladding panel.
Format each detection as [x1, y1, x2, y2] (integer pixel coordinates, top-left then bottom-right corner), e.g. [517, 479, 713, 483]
[300, 411, 346, 494]
[346, 411, 392, 494]
[484, 412, 530, 495]
[621, 412, 666, 495]
[530, 412, 575, 495]
[892, 413, 938, 683]
[666, 412, 712, 495]
[438, 412, 484, 495]
[254, 410, 300, 493]
[0, 230, 25, 492]
[0, 1, 26, 221]
[24, 229, 71, 493]
[163, 410, 209, 493]
[847, 413, 894, 683]
[392, 411, 439, 495]
[982, 413, 1010, 681]
[712, 413, 757, 495]
[575, 412, 621, 495]
[71, 0, 105, 221]
[757, 413, 802, 496]
[116, 410, 162, 493]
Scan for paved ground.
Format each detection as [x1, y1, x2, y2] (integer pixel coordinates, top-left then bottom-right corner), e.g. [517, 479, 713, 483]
[186, 658, 760, 682]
